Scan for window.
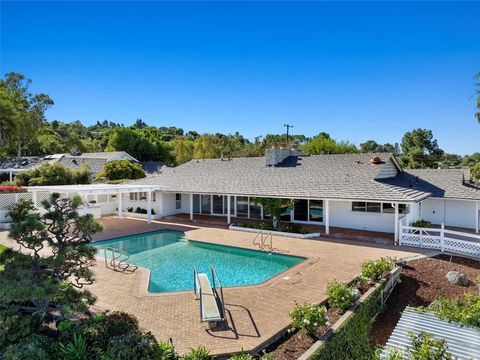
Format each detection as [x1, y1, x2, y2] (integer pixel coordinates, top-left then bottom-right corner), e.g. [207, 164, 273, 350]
[309, 200, 323, 222]
[352, 202, 367, 212]
[201, 195, 211, 214]
[175, 193, 181, 210]
[212, 195, 223, 214]
[249, 199, 262, 219]
[294, 199, 308, 221]
[193, 194, 200, 214]
[129, 193, 138, 201]
[382, 203, 409, 214]
[352, 202, 381, 213]
[279, 201, 292, 221]
[237, 196, 249, 218]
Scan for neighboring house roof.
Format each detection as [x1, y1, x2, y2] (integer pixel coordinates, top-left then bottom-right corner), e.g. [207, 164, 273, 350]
[132, 153, 437, 202]
[56, 157, 107, 177]
[46, 151, 138, 163]
[380, 168, 480, 201]
[46, 151, 139, 177]
[381, 307, 480, 360]
[0, 157, 44, 171]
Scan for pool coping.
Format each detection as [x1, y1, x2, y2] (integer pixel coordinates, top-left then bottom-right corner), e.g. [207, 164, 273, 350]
[92, 228, 310, 298]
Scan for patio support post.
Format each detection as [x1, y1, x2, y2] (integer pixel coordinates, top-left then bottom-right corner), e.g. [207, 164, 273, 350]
[394, 203, 399, 245]
[227, 195, 231, 225]
[325, 199, 330, 235]
[189, 193, 193, 220]
[476, 201, 479, 234]
[147, 191, 152, 224]
[32, 191, 37, 210]
[9, 171, 12, 182]
[118, 192, 122, 217]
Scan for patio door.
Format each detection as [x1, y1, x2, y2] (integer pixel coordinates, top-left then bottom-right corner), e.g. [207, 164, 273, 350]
[212, 195, 223, 215]
[294, 199, 308, 221]
[201, 195, 211, 214]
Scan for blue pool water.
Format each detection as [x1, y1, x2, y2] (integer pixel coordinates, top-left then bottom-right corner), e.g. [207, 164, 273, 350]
[92, 230, 304, 293]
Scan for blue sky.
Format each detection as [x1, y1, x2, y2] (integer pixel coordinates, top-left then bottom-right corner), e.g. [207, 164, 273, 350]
[1, 1, 479, 155]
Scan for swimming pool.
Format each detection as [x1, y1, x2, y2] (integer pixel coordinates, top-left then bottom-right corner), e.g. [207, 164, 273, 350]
[92, 230, 304, 293]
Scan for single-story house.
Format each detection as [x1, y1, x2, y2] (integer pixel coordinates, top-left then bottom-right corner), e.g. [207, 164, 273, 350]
[123, 149, 480, 241]
[24, 149, 480, 243]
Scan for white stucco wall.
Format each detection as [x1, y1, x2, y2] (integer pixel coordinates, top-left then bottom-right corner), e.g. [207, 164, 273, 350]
[420, 198, 477, 229]
[329, 200, 396, 233]
[160, 192, 184, 216]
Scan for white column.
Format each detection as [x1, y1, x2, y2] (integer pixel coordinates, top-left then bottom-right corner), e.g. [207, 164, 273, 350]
[324, 199, 330, 235]
[147, 191, 152, 224]
[227, 195, 231, 225]
[9, 171, 13, 182]
[189, 193, 193, 220]
[476, 201, 479, 234]
[394, 203, 399, 244]
[32, 191, 38, 210]
[118, 192, 122, 217]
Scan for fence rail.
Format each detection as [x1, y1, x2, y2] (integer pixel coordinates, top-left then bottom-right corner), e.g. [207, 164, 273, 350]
[400, 223, 480, 259]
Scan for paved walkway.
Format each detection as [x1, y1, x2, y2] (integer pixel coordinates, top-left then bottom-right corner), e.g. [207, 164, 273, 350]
[0, 216, 429, 355]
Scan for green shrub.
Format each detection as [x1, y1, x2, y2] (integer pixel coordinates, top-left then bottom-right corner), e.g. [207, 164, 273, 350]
[361, 258, 394, 281]
[182, 345, 211, 360]
[57, 319, 75, 332]
[58, 333, 89, 360]
[97, 160, 145, 181]
[384, 348, 405, 360]
[2, 334, 52, 360]
[312, 282, 386, 359]
[238, 222, 310, 234]
[15, 162, 91, 186]
[229, 352, 255, 360]
[289, 303, 328, 337]
[426, 293, 480, 328]
[408, 331, 452, 359]
[327, 281, 355, 311]
[411, 219, 432, 228]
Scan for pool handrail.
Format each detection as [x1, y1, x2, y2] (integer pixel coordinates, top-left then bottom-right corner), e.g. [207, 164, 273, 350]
[211, 265, 225, 319]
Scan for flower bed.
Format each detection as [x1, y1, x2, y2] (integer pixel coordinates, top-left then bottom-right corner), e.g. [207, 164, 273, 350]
[263, 258, 400, 360]
[229, 223, 319, 239]
[0, 185, 26, 193]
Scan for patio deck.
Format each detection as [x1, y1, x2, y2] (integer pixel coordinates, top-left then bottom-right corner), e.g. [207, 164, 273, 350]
[83, 216, 429, 355]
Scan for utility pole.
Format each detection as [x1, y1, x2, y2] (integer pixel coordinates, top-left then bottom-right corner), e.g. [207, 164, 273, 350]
[284, 123, 294, 145]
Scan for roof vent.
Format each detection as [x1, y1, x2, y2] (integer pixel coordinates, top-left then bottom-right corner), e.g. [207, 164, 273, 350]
[70, 150, 82, 156]
[369, 156, 382, 165]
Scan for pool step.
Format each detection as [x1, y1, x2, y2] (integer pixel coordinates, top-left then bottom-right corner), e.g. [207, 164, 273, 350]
[193, 266, 225, 327]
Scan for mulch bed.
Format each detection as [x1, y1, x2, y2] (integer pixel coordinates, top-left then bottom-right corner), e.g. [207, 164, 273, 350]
[265, 306, 343, 360]
[370, 255, 480, 347]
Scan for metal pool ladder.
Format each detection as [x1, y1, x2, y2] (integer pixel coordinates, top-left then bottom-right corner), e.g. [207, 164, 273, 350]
[253, 231, 273, 251]
[104, 247, 138, 273]
[193, 265, 225, 327]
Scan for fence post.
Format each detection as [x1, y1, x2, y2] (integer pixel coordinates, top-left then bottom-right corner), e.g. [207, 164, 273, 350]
[419, 229, 423, 247]
[440, 222, 445, 252]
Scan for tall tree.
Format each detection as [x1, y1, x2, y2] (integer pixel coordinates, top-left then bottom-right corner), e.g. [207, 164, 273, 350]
[0, 73, 54, 156]
[172, 138, 194, 164]
[193, 135, 220, 159]
[302, 133, 358, 155]
[399, 129, 444, 169]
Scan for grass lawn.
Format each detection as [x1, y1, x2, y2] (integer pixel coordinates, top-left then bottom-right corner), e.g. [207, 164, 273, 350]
[0, 243, 6, 271]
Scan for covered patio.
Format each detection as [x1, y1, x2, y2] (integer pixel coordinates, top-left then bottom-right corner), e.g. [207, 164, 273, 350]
[27, 184, 162, 223]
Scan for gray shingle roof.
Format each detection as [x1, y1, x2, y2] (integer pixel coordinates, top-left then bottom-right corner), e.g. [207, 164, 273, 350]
[132, 153, 446, 202]
[381, 168, 480, 200]
[57, 157, 107, 177]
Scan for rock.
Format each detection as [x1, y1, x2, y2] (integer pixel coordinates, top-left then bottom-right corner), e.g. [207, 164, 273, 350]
[351, 288, 361, 301]
[446, 271, 468, 286]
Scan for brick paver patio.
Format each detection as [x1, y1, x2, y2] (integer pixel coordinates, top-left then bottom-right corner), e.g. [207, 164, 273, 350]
[0, 216, 430, 355]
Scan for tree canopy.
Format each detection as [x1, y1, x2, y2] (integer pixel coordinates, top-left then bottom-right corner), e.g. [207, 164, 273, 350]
[399, 129, 444, 169]
[97, 160, 146, 181]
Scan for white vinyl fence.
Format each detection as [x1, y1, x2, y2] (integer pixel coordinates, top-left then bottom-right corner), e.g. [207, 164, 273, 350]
[400, 223, 480, 259]
[0, 192, 33, 223]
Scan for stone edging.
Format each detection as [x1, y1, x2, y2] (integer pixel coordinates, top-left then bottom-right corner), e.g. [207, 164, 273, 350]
[297, 266, 402, 360]
[228, 225, 320, 239]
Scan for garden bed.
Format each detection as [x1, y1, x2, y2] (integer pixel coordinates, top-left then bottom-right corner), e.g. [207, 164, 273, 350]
[229, 224, 320, 239]
[262, 258, 401, 360]
[370, 254, 480, 347]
